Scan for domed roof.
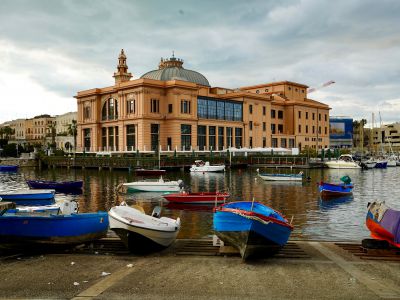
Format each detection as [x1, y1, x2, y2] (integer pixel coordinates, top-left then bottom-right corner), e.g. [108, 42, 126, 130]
[140, 55, 210, 87]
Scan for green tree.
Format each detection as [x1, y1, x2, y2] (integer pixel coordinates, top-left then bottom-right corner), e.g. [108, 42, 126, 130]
[66, 120, 77, 152]
[47, 122, 57, 150]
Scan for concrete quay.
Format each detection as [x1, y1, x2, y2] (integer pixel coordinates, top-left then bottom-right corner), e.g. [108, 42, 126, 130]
[0, 239, 399, 300]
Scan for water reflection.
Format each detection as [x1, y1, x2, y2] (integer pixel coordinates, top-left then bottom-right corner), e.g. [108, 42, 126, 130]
[319, 195, 354, 209]
[1, 166, 400, 241]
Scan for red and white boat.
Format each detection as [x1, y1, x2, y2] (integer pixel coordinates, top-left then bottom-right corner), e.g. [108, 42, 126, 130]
[163, 191, 230, 204]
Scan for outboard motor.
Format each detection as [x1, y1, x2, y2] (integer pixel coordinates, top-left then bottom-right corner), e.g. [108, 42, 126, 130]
[58, 200, 78, 215]
[178, 179, 185, 190]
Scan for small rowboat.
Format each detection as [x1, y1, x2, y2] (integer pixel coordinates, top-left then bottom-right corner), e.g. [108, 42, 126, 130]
[0, 165, 18, 172]
[26, 180, 83, 192]
[213, 201, 293, 260]
[256, 169, 303, 181]
[108, 204, 180, 252]
[0, 205, 108, 245]
[318, 182, 353, 198]
[318, 175, 353, 199]
[163, 191, 230, 204]
[0, 189, 55, 205]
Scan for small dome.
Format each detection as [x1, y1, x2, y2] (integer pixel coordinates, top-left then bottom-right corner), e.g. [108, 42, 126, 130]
[140, 55, 210, 87]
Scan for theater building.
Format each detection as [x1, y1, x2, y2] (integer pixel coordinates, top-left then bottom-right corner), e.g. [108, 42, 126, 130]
[75, 50, 330, 153]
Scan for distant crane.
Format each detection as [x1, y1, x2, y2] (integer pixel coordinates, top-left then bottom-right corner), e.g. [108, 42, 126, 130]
[307, 80, 335, 93]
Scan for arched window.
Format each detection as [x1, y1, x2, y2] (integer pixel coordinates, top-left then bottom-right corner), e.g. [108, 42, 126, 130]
[102, 98, 118, 121]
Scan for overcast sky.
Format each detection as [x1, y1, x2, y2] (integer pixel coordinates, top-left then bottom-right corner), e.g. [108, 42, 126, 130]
[1, 0, 399, 126]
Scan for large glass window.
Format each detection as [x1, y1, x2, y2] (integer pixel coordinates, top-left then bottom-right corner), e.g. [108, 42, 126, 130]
[207, 100, 217, 119]
[281, 138, 287, 148]
[102, 127, 107, 150]
[181, 100, 191, 114]
[151, 99, 159, 113]
[271, 124, 276, 134]
[225, 102, 234, 121]
[198, 99, 207, 118]
[151, 124, 159, 151]
[102, 98, 118, 121]
[108, 127, 114, 149]
[235, 128, 242, 148]
[84, 128, 91, 150]
[233, 103, 242, 121]
[217, 101, 225, 119]
[115, 126, 119, 151]
[278, 124, 283, 133]
[197, 125, 206, 151]
[218, 127, 224, 150]
[127, 99, 135, 114]
[278, 110, 283, 119]
[226, 127, 233, 148]
[271, 138, 278, 148]
[126, 125, 135, 150]
[197, 97, 242, 121]
[209, 126, 216, 150]
[181, 124, 191, 151]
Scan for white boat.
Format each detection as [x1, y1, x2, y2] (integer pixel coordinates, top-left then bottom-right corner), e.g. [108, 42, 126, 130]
[361, 159, 376, 169]
[324, 154, 361, 169]
[122, 177, 183, 192]
[256, 169, 303, 181]
[108, 204, 180, 252]
[386, 155, 397, 167]
[190, 160, 225, 172]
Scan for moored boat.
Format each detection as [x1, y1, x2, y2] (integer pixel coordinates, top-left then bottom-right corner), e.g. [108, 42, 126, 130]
[318, 176, 353, 199]
[108, 204, 181, 252]
[163, 191, 230, 204]
[213, 201, 293, 260]
[256, 169, 303, 181]
[121, 177, 184, 192]
[0, 189, 55, 205]
[26, 180, 83, 192]
[366, 201, 400, 248]
[0, 165, 18, 172]
[0, 205, 108, 245]
[189, 160, 225, 173]
[324, 154, 361, 169]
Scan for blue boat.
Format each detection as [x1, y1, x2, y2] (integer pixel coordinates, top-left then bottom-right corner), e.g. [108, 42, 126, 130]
[0, 165, 18, 172]
[375, 160, 388, 169]
[26, 180, 83, 193]
[0, 189, 55, 206]
[0, 207, 109, 245]
[318, 176, 353, 199]
[213, 201, 293, 260]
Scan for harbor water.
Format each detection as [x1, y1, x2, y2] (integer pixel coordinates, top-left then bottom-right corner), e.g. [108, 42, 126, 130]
[1, 166, 399, 242]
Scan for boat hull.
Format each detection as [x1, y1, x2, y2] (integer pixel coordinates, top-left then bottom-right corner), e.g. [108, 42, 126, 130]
[190, 165, 225, 172]
[375, 161, 388, 168]
[0, 165, 18, 172]
[26, 180, 83, 192]
[324, 162, 360, 169]
[258, 174, 303, 181]
[318, 182, 353, 199]
[163, 192, 230, 204]
[108, 206, 180, 252]
[213, 202, 293, 260]
[0, 190, 56, 205]
[366, 202, 400, 248]
[124, 183, 181, 192]
[0, 212, 109, 245]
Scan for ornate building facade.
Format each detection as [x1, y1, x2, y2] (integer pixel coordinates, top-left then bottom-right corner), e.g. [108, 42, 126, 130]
[75, 50, 330, 153]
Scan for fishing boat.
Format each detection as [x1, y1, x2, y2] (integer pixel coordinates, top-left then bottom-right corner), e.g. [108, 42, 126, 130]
[108, 203, 181, 252]
[318, 176, 353, 199]
[324, 154, 361, 169]
[134, 169, 166, 176]
[256, 169, 303, 181]
[0, 165, 18, 172]
[213, 201, 293, 260]
[120, 177, 184, 192]
[189, 160, 225, 173]
[0, 189, 55, 205]
[0, 204, 108, 245]
[26, 180, 83, 192]
[365, 201, 400, 248]
[163, 191, 230, 204]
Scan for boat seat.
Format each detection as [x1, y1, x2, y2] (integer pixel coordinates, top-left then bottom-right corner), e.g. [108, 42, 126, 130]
[151, 206, 162, 218]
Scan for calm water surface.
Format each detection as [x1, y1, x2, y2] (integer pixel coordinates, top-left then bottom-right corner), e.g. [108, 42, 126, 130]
[1, 166, 399, 242]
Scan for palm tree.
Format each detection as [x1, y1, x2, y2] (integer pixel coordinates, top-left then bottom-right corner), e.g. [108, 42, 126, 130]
[47, 122, 57, 150]
[2, 126, 14, 140]
[66, 120, 77, 153]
